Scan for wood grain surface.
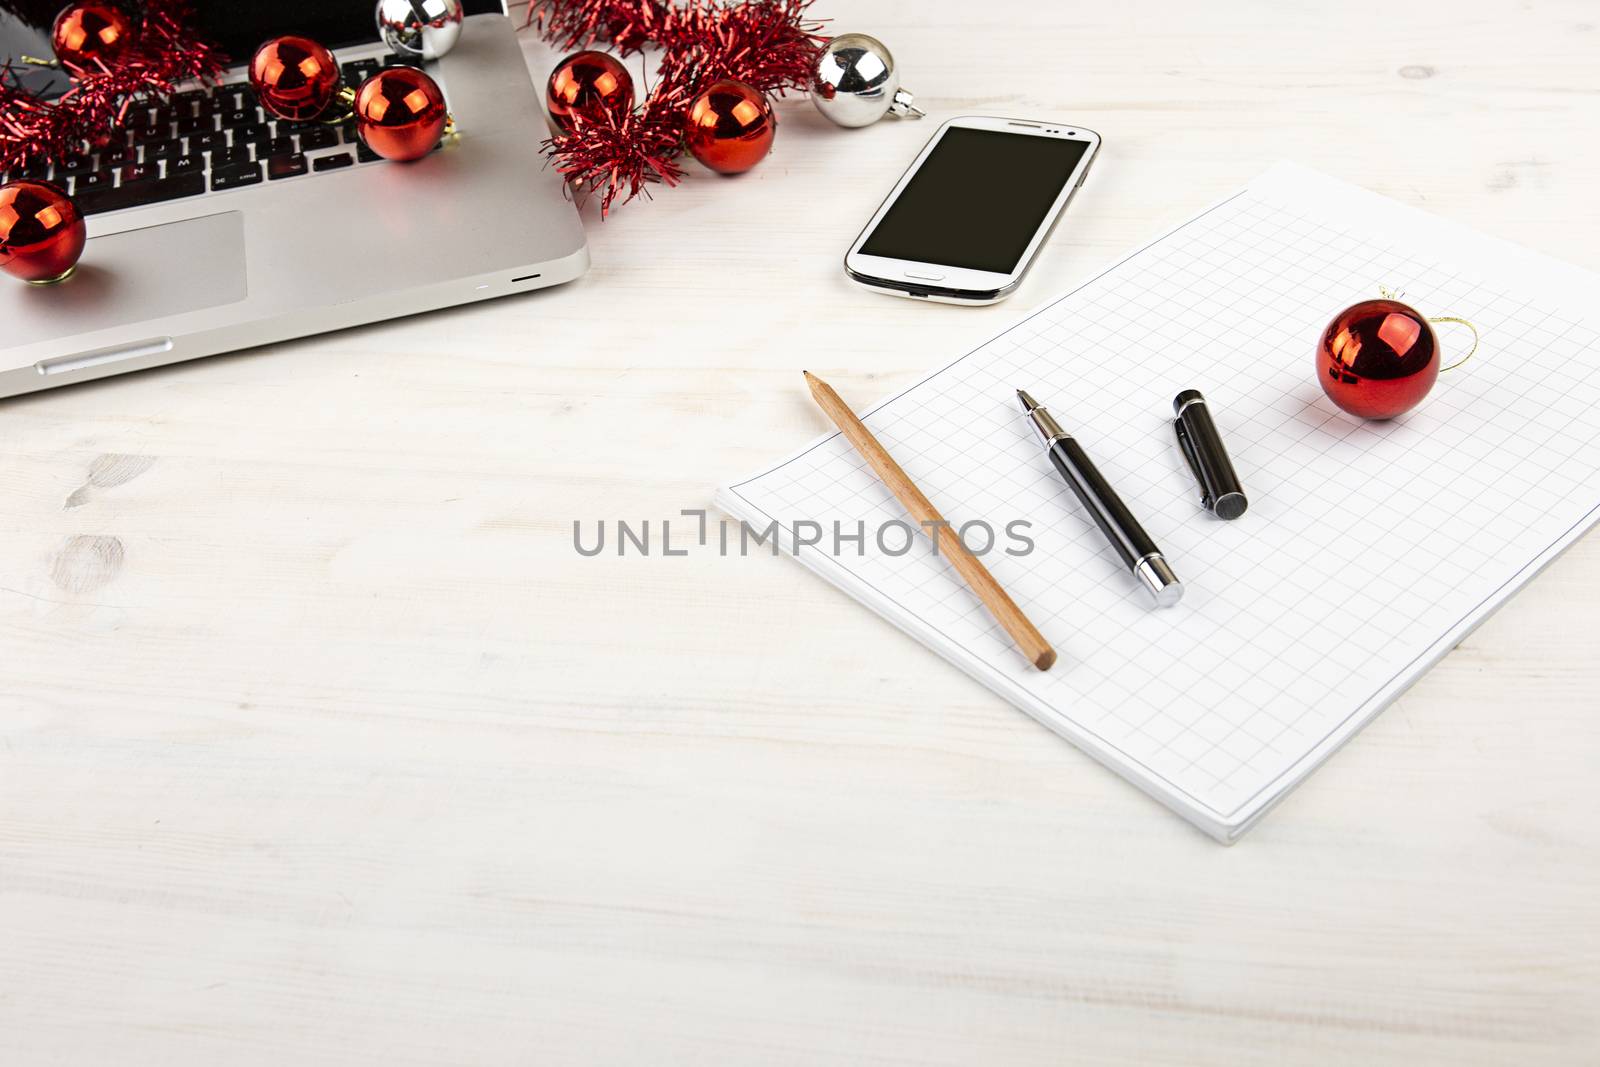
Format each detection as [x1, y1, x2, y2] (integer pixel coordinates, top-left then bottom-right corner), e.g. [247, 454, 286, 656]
[2, 1, 1597, 1063]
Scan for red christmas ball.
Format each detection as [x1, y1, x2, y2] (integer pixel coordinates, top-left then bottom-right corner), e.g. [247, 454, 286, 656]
[51, 1, 137, 69]
[546, 50, 634, 132]
[0, 180, 87, 284]
[1318, 298, 1440, 420]
[684, 79, 775, 175]
[353, 66, 449, 162]
[250, 36, 342, 122]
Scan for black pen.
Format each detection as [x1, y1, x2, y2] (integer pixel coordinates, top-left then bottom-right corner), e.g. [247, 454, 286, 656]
[1017, 389, 1184, 607]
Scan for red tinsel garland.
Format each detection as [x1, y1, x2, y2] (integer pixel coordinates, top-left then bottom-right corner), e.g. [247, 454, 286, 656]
[1, 0, 225, 174]
[525, 0, 825, 216]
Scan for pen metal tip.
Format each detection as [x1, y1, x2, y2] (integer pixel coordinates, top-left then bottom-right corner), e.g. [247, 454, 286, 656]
[1016, 389, 1039, 413]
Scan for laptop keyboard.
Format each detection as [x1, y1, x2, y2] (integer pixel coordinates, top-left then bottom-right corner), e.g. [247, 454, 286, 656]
[1, 55, 439, 217]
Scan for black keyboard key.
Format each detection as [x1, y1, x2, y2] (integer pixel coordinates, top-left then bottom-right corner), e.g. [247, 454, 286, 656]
[75, 170, 114, 191]
[213, 145, 252, 167]
[219, 107, 259, 129]
[235, 122, 271, 145]
[276, 120, 315, 136]
[190, 130, 227, 154]
[356, 142, 381, 163]
[73, 171, 208, 215]
[145, 138, 183, 162]
[177, 114, 211, 136]
[312, 151, 354, 171]
[299, 126, 340, 151]
[383, 53, 423, 68]
[174, 88, 208, 107]
[132, 123, 171, 145]
[56, 153, 94, 175]
[267, 153, 308, 180]
[99, 143, 134, 166]
[264, 136, 295, 157]
[119, 163, 156, 185]
[211, 163, 263, 190]
[169, 154, 205, 175]
[342, 59, 381, 84]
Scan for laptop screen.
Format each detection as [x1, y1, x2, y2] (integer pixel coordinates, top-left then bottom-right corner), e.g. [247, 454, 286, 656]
[1, 0, 505, 99]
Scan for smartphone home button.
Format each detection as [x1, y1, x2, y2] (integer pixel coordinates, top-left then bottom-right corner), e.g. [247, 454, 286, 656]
[904, 270, 946, 281]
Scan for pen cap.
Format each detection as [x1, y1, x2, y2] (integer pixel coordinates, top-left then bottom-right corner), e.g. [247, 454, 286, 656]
[1173, 390, 1247, 520]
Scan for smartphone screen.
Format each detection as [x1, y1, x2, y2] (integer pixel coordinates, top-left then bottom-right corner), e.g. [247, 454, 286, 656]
[858, 127, 1090, 275]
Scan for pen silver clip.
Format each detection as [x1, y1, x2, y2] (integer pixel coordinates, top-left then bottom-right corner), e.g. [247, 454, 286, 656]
[1174, 416, 1213, 511]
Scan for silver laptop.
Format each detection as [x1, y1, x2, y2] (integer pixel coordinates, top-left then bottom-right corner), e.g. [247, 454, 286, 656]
[0, 0, 587, 400]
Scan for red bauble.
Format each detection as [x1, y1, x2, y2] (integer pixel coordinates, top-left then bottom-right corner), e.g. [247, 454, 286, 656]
[546, 50, 635, 132]
[250, 36, 343, 122]
[353, 67, 449, 162]
[1318, 298, 1441, 420]
[683, 79, 775, 175]
[51, 1, 137, 69]
[0, 180, 87, 284]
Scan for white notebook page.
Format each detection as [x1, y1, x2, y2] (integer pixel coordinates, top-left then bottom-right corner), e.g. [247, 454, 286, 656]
[716, 163, 1600, 841]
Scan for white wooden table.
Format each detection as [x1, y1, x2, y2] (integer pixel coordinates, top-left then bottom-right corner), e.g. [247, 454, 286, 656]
[4, 2, 1598, 1062]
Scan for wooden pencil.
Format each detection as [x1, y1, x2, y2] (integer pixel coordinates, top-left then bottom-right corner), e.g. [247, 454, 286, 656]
[803, 371, 1057, 671]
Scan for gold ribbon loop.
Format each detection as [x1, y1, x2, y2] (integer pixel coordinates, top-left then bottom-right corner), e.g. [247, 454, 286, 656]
[1431, 316, 1481, 372]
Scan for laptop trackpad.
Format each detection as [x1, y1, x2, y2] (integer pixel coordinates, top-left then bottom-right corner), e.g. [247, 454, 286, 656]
[3, 211, 247, 350]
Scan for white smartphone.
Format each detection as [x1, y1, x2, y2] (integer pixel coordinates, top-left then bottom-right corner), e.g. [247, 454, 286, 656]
[844, 116, 1101, 305]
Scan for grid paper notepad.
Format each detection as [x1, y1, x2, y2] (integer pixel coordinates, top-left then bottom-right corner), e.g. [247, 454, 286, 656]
[715, 163, 1600, 842]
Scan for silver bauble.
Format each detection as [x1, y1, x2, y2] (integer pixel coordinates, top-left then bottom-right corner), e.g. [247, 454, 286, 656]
[375, 0, 464, 61]
[811, 33, 924, 128]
